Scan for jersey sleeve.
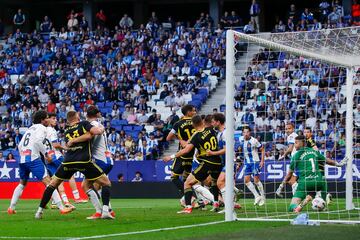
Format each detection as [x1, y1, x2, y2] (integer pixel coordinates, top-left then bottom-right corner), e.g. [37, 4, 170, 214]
[48, 128, 58, 143]
[287, 134, 295, 144]
[254, 138, 262, 148]
[189, 132, 199, 148]
[82, 121, 93, 132]
[307, 138, 316, 148]
[170, 121, 179, 135]
[290, 152, 299, 171]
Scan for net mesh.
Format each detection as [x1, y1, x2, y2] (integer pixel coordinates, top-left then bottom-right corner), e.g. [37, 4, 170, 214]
[225, 28, 360, 222]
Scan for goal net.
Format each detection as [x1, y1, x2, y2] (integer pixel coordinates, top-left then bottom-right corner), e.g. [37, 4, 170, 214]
[224, 27, 360, 224]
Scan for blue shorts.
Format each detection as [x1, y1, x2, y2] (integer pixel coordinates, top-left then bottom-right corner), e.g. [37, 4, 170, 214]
[19, 159, 47, 181]
[244, 162, 261, 176]
[191, 160, 200, 172]
[47, 157, 64, 176]
[94, 159, 113, 175]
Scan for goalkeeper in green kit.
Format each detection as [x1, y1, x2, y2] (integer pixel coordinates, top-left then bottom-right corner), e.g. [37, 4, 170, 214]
[283, 135, 344, 213]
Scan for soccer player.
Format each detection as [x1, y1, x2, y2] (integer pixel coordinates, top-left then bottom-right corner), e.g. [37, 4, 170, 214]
[45, 113, 86, 209]
[276, 122, 298, 197]
[166, 104, 197, 195]
[239, 126, 265, 206]
[207, 113, 241, 212]
[35, 111, 113, 219]
[164, 115, 223, 214]
[285, 135, 328, 212]
[8, 110, 69, 214]
[80, 105, 115, 220]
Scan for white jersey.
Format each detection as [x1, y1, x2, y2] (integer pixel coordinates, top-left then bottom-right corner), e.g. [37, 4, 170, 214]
[287, 132, 298, 157]
[239, 136, 262, 163]
[18, 124, 47, 163]
[90, 120, 113, 165]
[45, 127, 63, 161]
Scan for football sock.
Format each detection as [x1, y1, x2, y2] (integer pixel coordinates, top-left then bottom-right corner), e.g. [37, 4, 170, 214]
[184, 188, 193, 207]
[72, 190, 80, 200]
[210, 185, 219, 202]
[246, 182, 260, 198]
[101, 186, 110, 206]
[40, 185, 56, 209]
[255, 181, 265, 198]
[220, 187, 226, 204]
[86, 189, 102, 213]
[61, 193, 69, 203]
[193, 184, 214, 203]
[52, 189, 64, 210]
[171, 175, 184, 195]
[9, 184, 25, 210]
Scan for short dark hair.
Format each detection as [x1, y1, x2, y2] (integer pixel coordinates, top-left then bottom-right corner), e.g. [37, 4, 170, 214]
[48, 112, 57, 118]
[192, 115, 203, 127]
[204, 114, 213, 125]
[181, 104, 195, 116]
[295, 135, 306, 142]
[243, 126, 252, 132]
[213, 113, 225, 124]
[87, 105, 100, 118]
[33, 110, 48, 124]
[304, 127, 312, 132]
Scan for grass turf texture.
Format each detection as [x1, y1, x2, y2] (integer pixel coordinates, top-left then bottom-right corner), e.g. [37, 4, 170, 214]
[0, 199, 359, 240]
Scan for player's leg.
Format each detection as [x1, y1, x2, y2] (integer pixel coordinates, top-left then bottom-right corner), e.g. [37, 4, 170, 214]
[8, 162, 29, 214]
[82, 179, 102, 219]
[170, 158, 185, 195]
[289, 182, 306, 212]
[178, 162, 208, 214]
[289, 175, 299, 195]
[69, 176, 88, 203]
[253, 162, 265, 205]
[41, 176, 70, 212]
[209, 170, 221, 212]
[244, 164, 260, 205]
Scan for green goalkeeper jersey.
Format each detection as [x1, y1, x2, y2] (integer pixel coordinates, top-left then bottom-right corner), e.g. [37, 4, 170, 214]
[290, 147, 326, 181]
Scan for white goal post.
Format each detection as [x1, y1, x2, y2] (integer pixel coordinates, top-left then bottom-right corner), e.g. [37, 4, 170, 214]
[224, 28, 360, 223]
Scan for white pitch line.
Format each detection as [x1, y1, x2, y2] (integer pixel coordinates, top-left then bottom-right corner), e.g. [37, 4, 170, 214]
[0, 206, 159, 213]
[68, 220, 226, 240]
[0, 220, 226, 240]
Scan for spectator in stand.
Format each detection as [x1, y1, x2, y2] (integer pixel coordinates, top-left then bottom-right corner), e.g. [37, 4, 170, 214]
[95, 9, 107, 28]
[328, 6, 341, 25]
[301, 8, 314, 24]
[287, 4, 299, 22]
[250, 0, 261, 32]
[131, 171, 143, 182]
[40, 16, 52, 33]
[244, 21, 255, 34]
[6, 152, 16, 162]
[79, 16, 88, 30]
[353, 0, 360, 25]
[229, 11, 241, 27]
[13, 9, 25, 31]
[164, 91, 175, 109]
[241, 108, 255, 126]
[333, 0, 344, 17]
[319, 1, 331, 22]
[119, 14, 134, 29]
[220, 12, 230, 27]
[0, 152, 5, 162]
[67, 14, 78, 30]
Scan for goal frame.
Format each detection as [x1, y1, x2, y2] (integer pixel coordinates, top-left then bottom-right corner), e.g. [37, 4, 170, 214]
[224, 29, 357, 223]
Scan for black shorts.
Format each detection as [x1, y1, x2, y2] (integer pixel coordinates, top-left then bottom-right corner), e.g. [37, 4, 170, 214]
[54, 161, 104, 181]
[171, 157, 192, 176]
[192, 161, 222, 182]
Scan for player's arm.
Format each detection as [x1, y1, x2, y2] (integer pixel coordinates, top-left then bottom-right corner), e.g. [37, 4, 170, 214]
[207, 148, 225, 156]
[166, 123, 178, 141]
[67, 132, 93, 147]
[259, 145, 265, 168]
[325, 156, 349, 167]
[163, 143, 195, 162]
[89, 125, 105, 135]
[280, 143, 293, 160]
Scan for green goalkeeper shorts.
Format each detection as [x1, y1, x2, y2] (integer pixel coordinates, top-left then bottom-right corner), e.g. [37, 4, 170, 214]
[293, 180, 327, 200]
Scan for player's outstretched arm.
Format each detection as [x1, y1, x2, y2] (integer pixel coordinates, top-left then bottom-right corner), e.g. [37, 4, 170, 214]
[206, 148, 225, 156]
[163, 143, 194, 162]
[326, 156, 349, 167]
[67, 132, 93, 147]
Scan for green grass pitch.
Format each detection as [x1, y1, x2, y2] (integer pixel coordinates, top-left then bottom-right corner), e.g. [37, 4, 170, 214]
[0, 199, 359, 240]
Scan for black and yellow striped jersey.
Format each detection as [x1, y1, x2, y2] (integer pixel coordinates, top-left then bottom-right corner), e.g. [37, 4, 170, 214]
[172, 117, 195, 160]
[63, 121, 93, 164]
[189, 127, 222, 165]
[306, 138, 316, 148]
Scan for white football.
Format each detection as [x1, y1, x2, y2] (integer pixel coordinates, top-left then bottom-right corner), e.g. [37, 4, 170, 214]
[311, 197, 326, 211]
